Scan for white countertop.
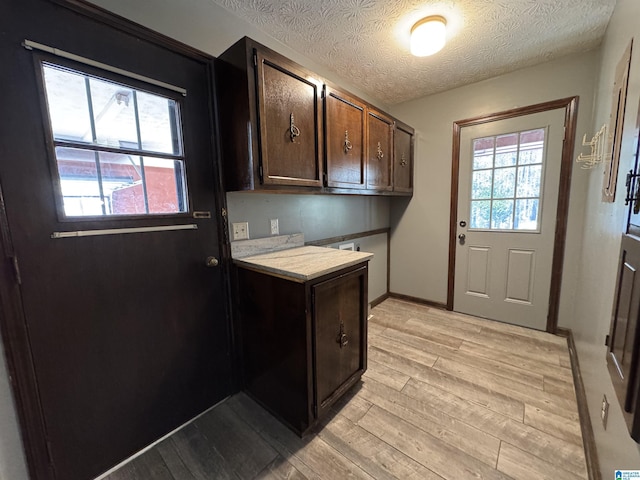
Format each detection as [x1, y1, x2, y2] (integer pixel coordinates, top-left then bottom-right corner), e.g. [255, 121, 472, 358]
[233, 245, 373, 282]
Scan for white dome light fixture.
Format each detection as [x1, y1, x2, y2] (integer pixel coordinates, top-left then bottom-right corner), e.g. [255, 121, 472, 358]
[410, 15, 447, 57]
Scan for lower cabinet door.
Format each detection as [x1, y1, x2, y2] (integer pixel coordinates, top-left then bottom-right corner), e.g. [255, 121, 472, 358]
[312, 265, 367, 417]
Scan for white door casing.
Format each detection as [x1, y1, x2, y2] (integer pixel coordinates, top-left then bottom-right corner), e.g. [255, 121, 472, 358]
[453, 108, 565, 330]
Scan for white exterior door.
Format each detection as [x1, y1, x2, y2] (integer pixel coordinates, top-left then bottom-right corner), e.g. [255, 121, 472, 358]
[453, 109, 565, 330]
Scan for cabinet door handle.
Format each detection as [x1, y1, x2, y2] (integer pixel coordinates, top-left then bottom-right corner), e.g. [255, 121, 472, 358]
[337, 321, 349, 348]
[289, 112, 301, 142]
[376, 141, 384, 160]
[344, 130, 353, 154]
[400, 152, 407, 167]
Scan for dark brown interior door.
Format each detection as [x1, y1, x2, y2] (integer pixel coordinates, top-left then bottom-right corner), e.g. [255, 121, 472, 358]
[0, 1, 232, 479]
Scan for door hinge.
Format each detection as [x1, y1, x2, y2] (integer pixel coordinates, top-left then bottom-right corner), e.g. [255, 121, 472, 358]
[11, 255, 21, 285]
[259, 164, 264, 181]
[605, 334, 610, 346]
[221, 207, 227, 218]
[253, 52, 258, 67]
[323, 172, 328, 185]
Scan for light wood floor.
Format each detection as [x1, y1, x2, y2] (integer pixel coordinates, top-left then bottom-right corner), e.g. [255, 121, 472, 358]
[104, 298, 587, 480]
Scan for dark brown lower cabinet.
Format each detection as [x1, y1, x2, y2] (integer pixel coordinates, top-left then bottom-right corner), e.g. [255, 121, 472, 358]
[236, 262, 368, 435]
[608, 233, 640, 440]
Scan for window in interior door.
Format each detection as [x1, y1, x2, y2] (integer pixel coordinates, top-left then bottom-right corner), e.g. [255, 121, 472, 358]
[470, 128, 545, 231]
[41, 62, 188, 217]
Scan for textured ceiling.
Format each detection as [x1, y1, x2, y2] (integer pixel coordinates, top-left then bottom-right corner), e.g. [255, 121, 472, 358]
[208, 0, 616, 105]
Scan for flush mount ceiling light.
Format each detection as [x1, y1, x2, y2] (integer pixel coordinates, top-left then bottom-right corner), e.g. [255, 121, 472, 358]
[410, 15, 447, 57]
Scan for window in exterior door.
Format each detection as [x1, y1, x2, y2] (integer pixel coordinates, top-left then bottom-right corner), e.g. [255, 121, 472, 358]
[41, 62, 188, 217]
[470, 128, 546, 231]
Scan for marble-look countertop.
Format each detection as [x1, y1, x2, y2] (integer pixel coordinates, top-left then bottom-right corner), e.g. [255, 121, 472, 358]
[233, 245, 373, 282]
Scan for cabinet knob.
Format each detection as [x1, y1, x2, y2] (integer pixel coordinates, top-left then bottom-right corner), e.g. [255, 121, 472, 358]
[205, 256, 219, 267]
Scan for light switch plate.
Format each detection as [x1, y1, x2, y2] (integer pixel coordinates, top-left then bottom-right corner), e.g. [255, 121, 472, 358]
[232, 222, 249, 241]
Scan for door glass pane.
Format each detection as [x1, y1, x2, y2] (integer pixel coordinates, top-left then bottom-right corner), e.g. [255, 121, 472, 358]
[495, 133, 518, 167]
[493, 168, 516, 198]
[515, 199, 539, 230]
[143, 157, 186, 214]
[57, 147, 103, 216]
[516, 165, 542, 198]
[137, 92, 181, 154]
[491, 200, 514, 229]
[99, 153, 146, 215]
[472, 170, 493, 199]
[473, 137, 494, 169]
[470, 128, 546, 231]
[89, 78, 138, 148]
[471, 200, 491, 229]
[43, 66, 92, 142]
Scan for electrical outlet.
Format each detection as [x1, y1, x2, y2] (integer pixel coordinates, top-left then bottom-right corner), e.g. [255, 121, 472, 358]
[270, 218, 279, 235]
[601, 394, 609, 429]
[232, 222, 249, 241]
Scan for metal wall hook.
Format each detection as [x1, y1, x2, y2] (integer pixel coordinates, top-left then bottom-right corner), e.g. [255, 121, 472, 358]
[576, 124, 610, 169]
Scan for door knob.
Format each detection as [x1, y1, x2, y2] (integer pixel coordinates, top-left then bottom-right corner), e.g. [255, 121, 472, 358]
[458, 234, 466, 245]
[205, 256, 219, 267]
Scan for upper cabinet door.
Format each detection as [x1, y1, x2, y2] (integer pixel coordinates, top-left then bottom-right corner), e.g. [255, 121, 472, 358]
[393, 121, 414, 193]
[324, 86, 366, 189]
[255, 49, 324, 187]
[366, 109, 394, 191]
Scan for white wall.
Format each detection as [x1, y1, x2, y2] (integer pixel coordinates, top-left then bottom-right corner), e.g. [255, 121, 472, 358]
[388, 50, 597, 330]
[327, 232, 389, 304]
[573, 0, 640, 473]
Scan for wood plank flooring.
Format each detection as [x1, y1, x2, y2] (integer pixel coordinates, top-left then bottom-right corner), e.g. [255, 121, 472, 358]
[103, 298, 587, 480]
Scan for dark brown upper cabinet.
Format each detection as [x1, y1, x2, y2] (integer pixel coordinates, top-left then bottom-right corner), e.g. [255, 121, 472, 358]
[324, 86, 366, 190]
[216, 37, 323, 191]
[216, 36, 413, 196]
[256, 50, 324, 187]
[366, 109, 394, 192]
[393, 120, 415, 194]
